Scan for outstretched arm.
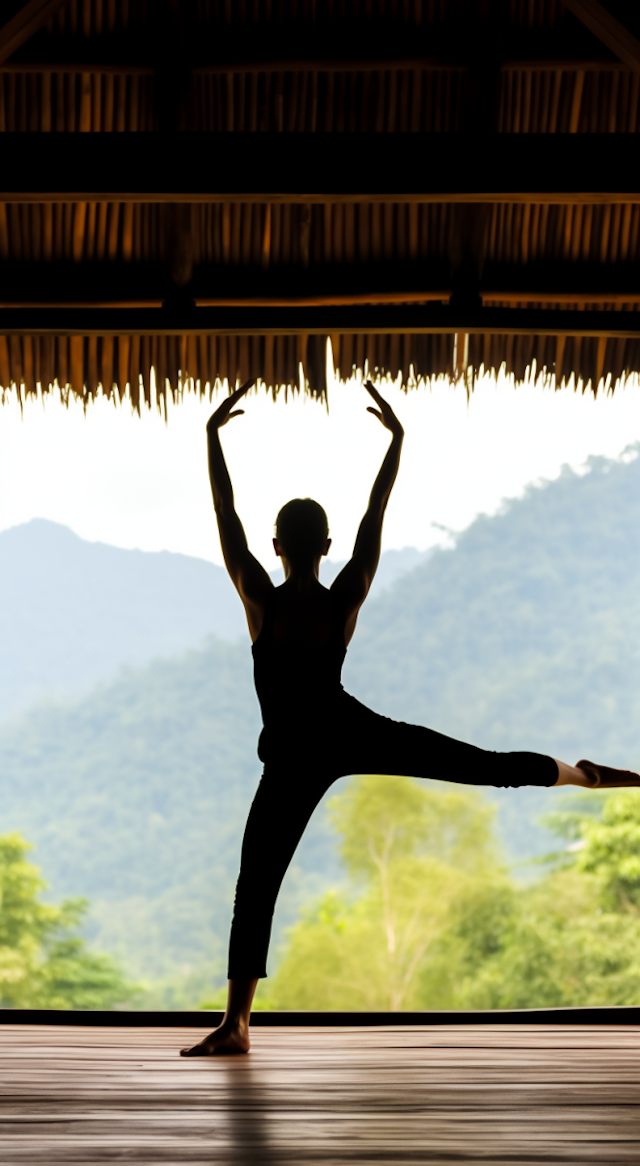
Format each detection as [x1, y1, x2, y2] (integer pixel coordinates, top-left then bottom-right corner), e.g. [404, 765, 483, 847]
[332, 382, 404, 638]
[207, 381, 273, 636]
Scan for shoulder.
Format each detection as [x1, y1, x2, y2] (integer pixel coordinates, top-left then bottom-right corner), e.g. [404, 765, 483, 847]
[243, 579, 277, 643]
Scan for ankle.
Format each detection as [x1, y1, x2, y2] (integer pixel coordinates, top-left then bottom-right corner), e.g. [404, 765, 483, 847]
[554, 759, 592, 787]
[223, 1012, 249, 1032]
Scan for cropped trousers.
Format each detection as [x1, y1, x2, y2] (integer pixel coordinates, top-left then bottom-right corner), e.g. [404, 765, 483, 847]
[227, 692, 558, 979]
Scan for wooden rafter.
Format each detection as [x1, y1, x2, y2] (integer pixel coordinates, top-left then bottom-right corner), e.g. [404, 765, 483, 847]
[0, 261, 639, 309]
[1, 134, 640, 204]
[564, 0, 640, 71]
[1, 305, 640, 338]
[0, 0, 69, 66]
[0, 59, 631, 75]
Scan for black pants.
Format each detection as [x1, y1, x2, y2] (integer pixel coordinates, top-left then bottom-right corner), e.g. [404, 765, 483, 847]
[228, 692, 558, 978]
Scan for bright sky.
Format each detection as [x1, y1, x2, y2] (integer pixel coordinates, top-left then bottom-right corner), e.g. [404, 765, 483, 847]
[2, 366, 640, 568]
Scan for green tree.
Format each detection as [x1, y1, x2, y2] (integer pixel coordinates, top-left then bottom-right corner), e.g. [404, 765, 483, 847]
[575, 792, 640, 913]
[267, 776, 499, 1011]
[453, 792, 640, 1010]
[204, 786, 640, 1014]
[0, 833, 135, 1009]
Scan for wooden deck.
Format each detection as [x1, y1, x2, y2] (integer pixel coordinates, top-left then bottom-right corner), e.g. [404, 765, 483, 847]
[1, 1023, 640, 1163]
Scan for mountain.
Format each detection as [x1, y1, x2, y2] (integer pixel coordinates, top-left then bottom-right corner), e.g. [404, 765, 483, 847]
[2, 447, 640, 996]
[0, 519, 429, 721]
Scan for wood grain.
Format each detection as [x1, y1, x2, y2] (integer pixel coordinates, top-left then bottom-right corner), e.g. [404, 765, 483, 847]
[1, 1024, 640, 1164]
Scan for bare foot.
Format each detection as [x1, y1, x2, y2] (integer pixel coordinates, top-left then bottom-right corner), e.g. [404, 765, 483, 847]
[179, 1020, 250, 1057]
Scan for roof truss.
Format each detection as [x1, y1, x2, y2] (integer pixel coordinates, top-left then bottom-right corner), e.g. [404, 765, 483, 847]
[0, 0, 69, 66]
[563, 0, 640, 70]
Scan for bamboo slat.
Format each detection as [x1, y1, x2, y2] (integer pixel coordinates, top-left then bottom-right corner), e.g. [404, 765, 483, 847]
[1, 57, 639, 135]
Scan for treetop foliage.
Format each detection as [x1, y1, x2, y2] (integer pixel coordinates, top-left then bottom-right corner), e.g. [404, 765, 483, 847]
[257, 776, 640, 1013]
[0, 833, 135, 1010]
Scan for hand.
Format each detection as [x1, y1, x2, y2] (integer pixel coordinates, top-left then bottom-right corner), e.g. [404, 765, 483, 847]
[207, 380, 255, 432]
[364, 381, 404, 438]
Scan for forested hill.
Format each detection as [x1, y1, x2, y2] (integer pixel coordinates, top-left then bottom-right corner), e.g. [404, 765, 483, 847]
[343, 448, 640, 855]
[2, 447, 640, 990]
[346, 448, 640, 765]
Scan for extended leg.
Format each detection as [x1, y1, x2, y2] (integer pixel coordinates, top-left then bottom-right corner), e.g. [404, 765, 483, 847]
[333, 695, 632, 789]
[334, 694, 559, 788]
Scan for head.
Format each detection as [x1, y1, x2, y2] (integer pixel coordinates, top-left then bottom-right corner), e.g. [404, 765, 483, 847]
[273, 498, 331, 575]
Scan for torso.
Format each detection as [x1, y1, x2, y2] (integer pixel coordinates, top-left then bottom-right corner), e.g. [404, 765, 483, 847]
[251, 581, 348, 754]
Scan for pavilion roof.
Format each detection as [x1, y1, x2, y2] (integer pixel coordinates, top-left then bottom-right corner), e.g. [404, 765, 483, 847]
[1, 0, 640, 407]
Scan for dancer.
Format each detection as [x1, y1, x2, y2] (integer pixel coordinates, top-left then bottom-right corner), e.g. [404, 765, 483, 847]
[181, 379, 639, 1056]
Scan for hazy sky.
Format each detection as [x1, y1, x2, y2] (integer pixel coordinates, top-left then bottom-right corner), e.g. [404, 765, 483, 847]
[2, 368, 640, 567]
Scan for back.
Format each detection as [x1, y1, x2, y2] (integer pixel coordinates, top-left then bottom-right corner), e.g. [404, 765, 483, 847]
[252, 583, 347, 760]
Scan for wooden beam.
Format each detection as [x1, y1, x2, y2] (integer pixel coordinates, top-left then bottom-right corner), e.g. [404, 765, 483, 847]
[483, 292, 640, 305]
[0, 259, 637, 307]
[1, 293, 638, 309]
[1, 305, 640, 338]
[1, 134, 639, 204]
[0, 0, 69, 66]
[563, 0, 640, 70]
[0, 292, 451, 309]
[0, 58, 628, 75]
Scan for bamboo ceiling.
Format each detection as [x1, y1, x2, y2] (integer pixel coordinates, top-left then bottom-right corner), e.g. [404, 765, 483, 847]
[1, 0, 640, 407]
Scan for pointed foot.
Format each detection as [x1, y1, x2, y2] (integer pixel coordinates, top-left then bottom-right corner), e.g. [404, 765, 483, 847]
[576, 760, 640, 790]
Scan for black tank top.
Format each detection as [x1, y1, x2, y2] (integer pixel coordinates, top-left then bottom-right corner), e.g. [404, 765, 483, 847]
[252, 583, 347, 762]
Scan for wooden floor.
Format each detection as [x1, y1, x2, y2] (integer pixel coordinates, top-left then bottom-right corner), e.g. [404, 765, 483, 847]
[1, 1024, 640, 1164]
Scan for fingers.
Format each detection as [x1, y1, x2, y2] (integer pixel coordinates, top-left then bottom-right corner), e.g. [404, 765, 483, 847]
[232, 378, 256, 398]
[365, 382, 390, 411]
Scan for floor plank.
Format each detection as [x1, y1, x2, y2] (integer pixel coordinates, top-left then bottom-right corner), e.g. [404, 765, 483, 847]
[1, 1024, 640, 1163]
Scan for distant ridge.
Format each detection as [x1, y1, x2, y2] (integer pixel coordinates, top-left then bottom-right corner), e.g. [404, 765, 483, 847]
[0, 520, 429, 721]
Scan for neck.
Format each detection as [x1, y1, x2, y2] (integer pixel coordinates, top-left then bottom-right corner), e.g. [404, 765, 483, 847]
[282, 559, 322, 588]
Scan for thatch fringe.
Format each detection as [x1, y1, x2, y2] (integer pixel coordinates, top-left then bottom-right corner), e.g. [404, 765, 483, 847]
[1, 332, 639, 407]
[0, 333, 328, 408]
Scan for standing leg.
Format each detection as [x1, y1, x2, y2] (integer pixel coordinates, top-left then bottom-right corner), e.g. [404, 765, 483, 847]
[180, 766, 332, 1056]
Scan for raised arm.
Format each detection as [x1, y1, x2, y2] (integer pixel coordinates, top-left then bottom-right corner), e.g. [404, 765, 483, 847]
[207, 381, 273, 639]
[331, 382, 404, 640]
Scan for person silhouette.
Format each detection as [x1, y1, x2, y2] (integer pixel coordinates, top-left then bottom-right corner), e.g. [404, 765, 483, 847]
[180, 378, 640, 1056]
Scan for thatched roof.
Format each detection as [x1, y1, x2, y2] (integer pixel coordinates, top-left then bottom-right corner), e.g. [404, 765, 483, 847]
[1, 0, 640, 406]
